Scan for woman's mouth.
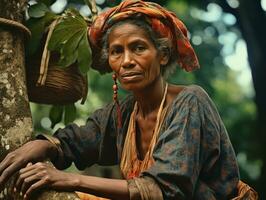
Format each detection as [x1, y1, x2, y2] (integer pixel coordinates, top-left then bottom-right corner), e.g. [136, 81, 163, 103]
[120, 72, 143, 82]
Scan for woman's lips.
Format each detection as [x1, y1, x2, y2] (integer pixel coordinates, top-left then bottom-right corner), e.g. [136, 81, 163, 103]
[120, 72, 143, 82]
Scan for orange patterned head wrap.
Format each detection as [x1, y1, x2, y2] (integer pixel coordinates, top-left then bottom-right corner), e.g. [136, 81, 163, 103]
[88, 0, 200, 73]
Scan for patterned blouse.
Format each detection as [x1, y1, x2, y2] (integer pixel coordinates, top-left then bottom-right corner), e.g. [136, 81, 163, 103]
[52, 85, 240, 199]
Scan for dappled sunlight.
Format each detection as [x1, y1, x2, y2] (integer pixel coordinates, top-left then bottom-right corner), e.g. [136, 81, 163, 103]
[50, 0, 67, 13]
[237, 152, 262, 180]
[188, 2, 254, 97]
[261, 0, 266, 11]
[224, 39, 254, 97]
[226, 0, 239, 8]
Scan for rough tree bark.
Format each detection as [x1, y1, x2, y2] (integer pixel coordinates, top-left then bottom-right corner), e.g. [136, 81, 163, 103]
[0, 0, 79, 199]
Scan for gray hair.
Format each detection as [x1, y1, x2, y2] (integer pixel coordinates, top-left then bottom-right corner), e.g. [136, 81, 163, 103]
[99, 18, 178, 77]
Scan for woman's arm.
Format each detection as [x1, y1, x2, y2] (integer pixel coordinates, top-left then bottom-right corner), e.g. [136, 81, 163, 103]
[15, 162, 129, 200]
[51, 101, 118, 170]
[73, 174, 129, 200]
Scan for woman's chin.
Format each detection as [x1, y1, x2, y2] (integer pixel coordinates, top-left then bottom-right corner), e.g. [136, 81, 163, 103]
[120, 82, 145, 92]
[119, 77, 144, 90]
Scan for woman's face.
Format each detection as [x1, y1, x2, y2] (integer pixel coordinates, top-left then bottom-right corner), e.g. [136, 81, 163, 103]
[108, 23, 167, 91]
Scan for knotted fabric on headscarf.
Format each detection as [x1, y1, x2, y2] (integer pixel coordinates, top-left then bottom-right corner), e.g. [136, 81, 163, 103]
[88, 0, 200, 73]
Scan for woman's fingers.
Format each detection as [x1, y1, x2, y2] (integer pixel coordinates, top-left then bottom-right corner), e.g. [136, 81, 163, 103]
[20, 172, 42, 195]
[0, 153, 15, 187]
[15, 163, 33, 192]
[16, 162, 51, 198]
[23, 179, 47, 200]
[11, 161, 66, 199]
[0, 162, 22, 190]
[1, 140, 53, 191]
[1, 145, 55, 197]
[0, 156, 10, 175]
[17, 162, 35, 177]
[0, 151, 30, 190]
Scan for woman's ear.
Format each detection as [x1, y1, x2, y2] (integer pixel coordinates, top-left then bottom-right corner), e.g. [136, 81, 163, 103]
[159, 51, 170, 66]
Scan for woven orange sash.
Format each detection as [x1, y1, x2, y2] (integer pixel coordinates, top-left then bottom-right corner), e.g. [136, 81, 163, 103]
[120, 84, 169, 179]
[232, 181, 258, 200]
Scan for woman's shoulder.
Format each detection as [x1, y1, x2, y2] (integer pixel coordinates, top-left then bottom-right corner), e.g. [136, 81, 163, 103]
[169, 84, 211, 104]
[168, 84, 221, 124]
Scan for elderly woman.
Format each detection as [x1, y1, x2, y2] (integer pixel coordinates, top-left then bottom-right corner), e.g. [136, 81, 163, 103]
[0, 0, 256, 199]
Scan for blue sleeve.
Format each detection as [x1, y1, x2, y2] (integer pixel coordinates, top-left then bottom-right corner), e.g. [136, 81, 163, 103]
[52, 95, 134, 170]
[53, 102, 118, 170]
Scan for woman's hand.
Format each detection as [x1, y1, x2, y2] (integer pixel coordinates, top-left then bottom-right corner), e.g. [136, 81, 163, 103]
[15, 162, 77, 200]
[0, 140, 57, 190]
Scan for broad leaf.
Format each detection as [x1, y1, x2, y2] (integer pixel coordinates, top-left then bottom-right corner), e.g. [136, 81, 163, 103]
[64, 104, 77, 125]
[48, 27, 81, 51]
[26, 19, 46, 56]
[58, 48, 78, 67]
[49, 105, 64, 128]
[77, 34, 92, 74]
[28, 2, 50, 18]
[58, 30, 84, 67]
[26, 12, 56, 55]
[47, 9, 90, 71]
[48, 14, 87, 51]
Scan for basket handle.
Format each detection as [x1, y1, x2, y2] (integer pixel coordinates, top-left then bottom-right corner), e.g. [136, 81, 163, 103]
[37, 18, 61, 86]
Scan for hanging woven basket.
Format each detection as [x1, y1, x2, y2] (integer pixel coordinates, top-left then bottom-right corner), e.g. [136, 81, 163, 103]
[26, 53, 87, 105]
[26, 18, 88, 105]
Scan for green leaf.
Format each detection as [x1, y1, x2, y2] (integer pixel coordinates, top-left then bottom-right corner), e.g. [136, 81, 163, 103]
[53, 16, 86, 31]
[48, 16, 87, 52]
[47, 11, 89, 69]
[58, 30, 85, 67]
[64, 104, 77, 125]
[65, 8, 82, 18]
[26, 12, 56, 55]
[67, 9, 88, 26]
[48, 26, 82, 52]
[77, 34, 92, 74]
[28, 2, 50, 18]
[58, 49, 78, 67]
[49, 105, 64, 128]
[26, 19, 46, 55]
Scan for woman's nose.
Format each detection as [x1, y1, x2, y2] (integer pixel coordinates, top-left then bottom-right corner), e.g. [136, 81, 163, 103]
[121, 50, 134, 68]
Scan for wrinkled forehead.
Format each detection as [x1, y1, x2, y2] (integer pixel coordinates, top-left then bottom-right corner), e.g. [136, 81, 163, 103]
[109, 23, 152, 42]
[105, 18, 158, 47]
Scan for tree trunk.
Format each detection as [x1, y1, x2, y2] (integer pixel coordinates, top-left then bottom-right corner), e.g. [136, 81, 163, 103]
[207, 0, 266, 196]
[0, 0, 78, 199]
[237, 0, 266, 198]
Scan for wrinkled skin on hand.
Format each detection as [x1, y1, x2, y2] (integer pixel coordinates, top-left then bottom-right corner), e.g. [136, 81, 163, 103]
[15, 162, 76, 200]
[0, 140, 55, 192]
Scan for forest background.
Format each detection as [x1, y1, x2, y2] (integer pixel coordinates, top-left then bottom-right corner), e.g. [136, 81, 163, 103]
[1, 0, 265, 198]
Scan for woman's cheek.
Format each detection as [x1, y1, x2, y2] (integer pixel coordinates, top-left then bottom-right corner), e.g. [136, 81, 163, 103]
[109, 58, 119, 71]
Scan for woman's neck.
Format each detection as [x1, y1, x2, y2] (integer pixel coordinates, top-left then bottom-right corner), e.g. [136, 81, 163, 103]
[133, 77, 166, 118]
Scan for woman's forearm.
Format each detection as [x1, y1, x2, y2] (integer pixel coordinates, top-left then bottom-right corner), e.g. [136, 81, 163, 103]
[73, 174, 130, 200]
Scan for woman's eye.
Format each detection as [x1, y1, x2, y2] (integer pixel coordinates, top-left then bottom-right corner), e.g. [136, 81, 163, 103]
[110, 51, 119, 56]
[110, 49, 118, 55]
[109, 47, 123, 56]
[135, 45, 146, 52]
